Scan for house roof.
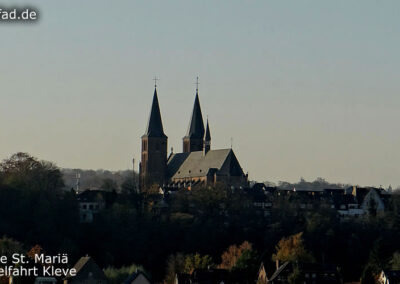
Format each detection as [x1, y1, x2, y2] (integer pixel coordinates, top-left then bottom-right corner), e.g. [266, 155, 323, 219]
[383, 270, 400, 282]
[168, 149, 245, 179]
[123, 271, 151, 284]
[65, 256, 107, 281]
[77, 189, 116, 203]
[268, 261, 290, 282]
[72, 256, 91, 274]
[269, 262, 340, 283]
[167, 152, 190, 178]
[144, 88, 167, 138]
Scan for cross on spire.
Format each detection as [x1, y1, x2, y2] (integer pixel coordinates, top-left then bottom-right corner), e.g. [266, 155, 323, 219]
[153, 76, 159, 88]
[195, 76, 199, 93]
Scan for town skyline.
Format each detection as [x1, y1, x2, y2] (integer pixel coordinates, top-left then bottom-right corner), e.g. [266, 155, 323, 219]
[1, 1, 400, 187]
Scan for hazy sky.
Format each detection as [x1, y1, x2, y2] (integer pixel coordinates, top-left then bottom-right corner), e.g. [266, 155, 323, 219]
[1, 1, 399, 187]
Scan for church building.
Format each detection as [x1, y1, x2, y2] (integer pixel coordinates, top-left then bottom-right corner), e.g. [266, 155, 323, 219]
[139, 83, 248, 190]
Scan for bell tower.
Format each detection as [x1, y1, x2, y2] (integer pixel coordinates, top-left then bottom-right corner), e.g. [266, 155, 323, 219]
[140, 85, 168, 190]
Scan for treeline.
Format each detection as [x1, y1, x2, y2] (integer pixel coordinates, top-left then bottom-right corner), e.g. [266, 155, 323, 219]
[62, 168, 138, 192]
[1, 153, 400, 283]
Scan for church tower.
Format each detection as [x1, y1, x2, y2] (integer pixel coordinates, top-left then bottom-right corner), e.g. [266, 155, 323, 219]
[140, 86, 168, 190]
[183, 91, 205, 153]
[203, 119, 211, 155]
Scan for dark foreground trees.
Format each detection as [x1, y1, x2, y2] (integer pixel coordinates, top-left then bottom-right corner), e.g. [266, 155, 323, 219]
[2, 153, 400, 282]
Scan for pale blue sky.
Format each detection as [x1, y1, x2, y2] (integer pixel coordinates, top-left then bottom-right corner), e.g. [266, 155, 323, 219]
[1, 1, 400, 186]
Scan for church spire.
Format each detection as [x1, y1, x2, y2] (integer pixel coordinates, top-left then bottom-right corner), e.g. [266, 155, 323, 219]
[205, 118, 211, 141]
[144, 87, 166, 138]
[182, 80, 205, 153]
[185, 92, 205, 139]
[204, 118, 211, 154]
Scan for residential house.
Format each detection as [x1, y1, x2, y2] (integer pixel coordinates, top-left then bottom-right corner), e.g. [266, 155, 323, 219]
[379, 270, 400, 284]
[267, 262, 341, 284]
[123, 270, 151, 284]
[257, 262, 268, 284]
[64, 256, 108, 284]
[77, 190, 116, 223]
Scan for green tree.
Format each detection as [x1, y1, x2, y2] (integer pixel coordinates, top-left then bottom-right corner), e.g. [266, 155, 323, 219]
[272, 232, 314, 264]
[104, 264, 146, 284]
[232, 249, 259, 281]
[360, 265, 376, 284]
[101, 178, 118, 192]
[288, 267, 303, 284]
[165, 253, 186, 283]
[220, 241, 253, 270]
[0, 236, 23, 260]
[390, 252, 400, 270]
[184, 253, 214, 274]
[121, 177, 137, 194]
[0, 152, 64, 191]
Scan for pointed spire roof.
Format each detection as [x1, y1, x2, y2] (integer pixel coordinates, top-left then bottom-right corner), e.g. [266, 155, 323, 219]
[185, 92, 205, 139]
[144, 88, 167, 138]
[205, 118, 211, 141]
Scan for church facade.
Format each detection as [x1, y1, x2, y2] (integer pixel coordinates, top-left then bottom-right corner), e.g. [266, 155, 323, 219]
[139, 85, 248, 190]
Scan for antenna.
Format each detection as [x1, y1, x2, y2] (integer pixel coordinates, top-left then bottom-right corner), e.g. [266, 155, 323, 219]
[230, 137, 233, 149]
[75, 172, 81, 194]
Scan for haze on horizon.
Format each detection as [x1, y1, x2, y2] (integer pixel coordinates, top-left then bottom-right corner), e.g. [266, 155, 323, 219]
[1, 1, 399, 187]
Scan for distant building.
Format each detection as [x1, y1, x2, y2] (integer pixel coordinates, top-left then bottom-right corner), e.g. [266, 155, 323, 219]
[140, 85, 248, 190]
[360, 188, 386, 214]
[77, 189, 116, 223]
[250, 184, 391, 219]
[64, 256, 108, 284]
